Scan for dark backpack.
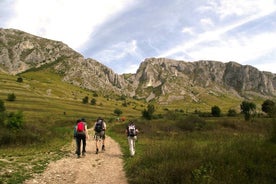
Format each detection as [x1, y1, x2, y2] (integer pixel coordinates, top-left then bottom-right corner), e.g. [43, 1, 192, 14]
[128, 124, 136, 137]
[94, 120, 103, 133]
[77, 122, 85, 132]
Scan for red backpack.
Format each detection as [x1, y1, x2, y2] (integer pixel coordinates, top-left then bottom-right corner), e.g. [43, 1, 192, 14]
[77, 122, 85, 132]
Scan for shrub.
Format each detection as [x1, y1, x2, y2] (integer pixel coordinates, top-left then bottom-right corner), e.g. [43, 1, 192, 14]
[211, 106, 221, 117]
[262, 99, 276, 117]
[176, 116, 206, 131]
[240, 101, 256, 121]
[5, 111, 24, 129]
[227, 109, 237, 117]
[7, 93, 16, 101]
[142, 104, 155, 120]
[0, 100, 6, 112]
[90, 98, 96, 105]
[82, 96, 88, 104]
[16, 77, 23, 83]
[114, 108, 123, 116]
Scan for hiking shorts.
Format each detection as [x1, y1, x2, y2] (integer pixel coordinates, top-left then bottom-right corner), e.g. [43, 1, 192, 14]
[94, 131, 105, 140]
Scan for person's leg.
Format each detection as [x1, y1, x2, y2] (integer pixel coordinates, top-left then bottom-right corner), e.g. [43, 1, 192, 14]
[128, 137, 135, 156]
[101, 131, 105, 151]
[76, 135, 81, 158]
[82, 134, 86, 152]
[82, 134, 86, 155]
[95, 134, 99, 154]
[75, 138, 77, 154]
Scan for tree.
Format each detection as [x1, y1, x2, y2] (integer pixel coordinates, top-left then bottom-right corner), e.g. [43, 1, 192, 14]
[262, 99, 275, 117]
[240, 101, 256, 121]
[0, 100, 5, 112]
[114, 108, 123, 116]
[211, 105, 221, 117]
[5, 111, 24, 129]
[82, 96, 89, 104]
[142, 104, 155, 120]
[227, 109, 237, 117]
[7, 93, 16, 101]
[90, 98, 96, 105]
[16, 77, 23, 83]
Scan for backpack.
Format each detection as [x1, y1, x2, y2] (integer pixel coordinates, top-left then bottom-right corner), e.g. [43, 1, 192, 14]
[94, 119, 103, 133]
[77, 122, 85, 132]
[128, 124, 136, 137]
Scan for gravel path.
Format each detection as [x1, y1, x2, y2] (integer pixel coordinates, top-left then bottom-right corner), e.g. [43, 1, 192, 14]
[24, 135, 128, 184]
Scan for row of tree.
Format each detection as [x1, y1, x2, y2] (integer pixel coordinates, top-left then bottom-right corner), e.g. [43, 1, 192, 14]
[211, 99, 276, 120]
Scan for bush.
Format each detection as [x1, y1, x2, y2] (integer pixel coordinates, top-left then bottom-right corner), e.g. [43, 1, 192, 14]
[227, 109, 237, 117]
[176, 116, 206, 131]
[16, 77, 23, 83]
[211, 106, 221, 117]
[142, 104, 155, 120]
[90, 98, 96, 105]
[5, 111, 24, 129]
[82, 96, 88, 104]
[114, 108, 123, 116]
[0, 100, 6, 112]
[7, 93, 16, 101]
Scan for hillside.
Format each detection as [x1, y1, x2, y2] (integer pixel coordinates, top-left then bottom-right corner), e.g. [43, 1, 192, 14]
[0, 71, 144, 121]
[1, 28, 276, 112]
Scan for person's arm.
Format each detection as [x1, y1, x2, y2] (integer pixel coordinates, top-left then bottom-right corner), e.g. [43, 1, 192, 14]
[125, 126, 129, 136]
[85, 124, 89, 139]
[103, 122, 106, 130]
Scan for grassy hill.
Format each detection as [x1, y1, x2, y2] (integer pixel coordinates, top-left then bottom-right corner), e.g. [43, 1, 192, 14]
[1, 70, 275, 183]
[0, 71, 145, 121]
[0, 70, 145, 183]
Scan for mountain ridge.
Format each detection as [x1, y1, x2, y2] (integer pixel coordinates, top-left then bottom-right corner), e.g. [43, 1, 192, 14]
[1, 28, 275, 104]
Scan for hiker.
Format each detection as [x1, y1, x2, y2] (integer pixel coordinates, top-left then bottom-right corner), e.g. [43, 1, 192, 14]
[75, 118, 88, 158]
[93, 117, 106, 154]
[126, 121, 139, 156]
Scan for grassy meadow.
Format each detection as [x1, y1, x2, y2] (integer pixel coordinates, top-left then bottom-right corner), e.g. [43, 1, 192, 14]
[1, 70, 276, 183]
[110, 117, 276, 184]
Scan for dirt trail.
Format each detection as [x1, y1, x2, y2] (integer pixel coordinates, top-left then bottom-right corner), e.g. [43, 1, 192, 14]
[24, 135, 128, 184]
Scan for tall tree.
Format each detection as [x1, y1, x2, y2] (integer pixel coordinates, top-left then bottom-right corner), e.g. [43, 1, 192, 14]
[262, 99, 275, 117]
[240, 101, 256, 121]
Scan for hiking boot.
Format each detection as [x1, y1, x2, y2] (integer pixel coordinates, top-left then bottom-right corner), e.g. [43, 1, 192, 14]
[77, 155, 81, 158]
[82, 152, 86, 156]
[96, 148, 99, 154]
[102, 145, 105, 151]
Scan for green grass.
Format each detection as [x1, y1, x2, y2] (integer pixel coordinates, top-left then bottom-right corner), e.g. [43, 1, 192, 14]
[109, 117, 276, 184]
[0, 71, 143, 183]
[1, 70, 276, 183]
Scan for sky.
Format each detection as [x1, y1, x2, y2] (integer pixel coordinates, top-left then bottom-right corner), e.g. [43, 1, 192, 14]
[1, 0, 276, 74]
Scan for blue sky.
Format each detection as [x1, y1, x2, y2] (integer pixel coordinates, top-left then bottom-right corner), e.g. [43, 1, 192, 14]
[1, 0, 276, 74]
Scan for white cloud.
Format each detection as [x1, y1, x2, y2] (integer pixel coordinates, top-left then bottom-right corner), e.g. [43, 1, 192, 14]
[5, 0, 136, 50]
[254, 62, 276, 73]
[120, 64, 140, 74]
[181, 27, 194, 35]
[158, 1, 276, 73]
[200, 18, 214, 27]
[189, 32, 276, 62]
[94, 40, 139, 63]
[202, 0, 276, 19]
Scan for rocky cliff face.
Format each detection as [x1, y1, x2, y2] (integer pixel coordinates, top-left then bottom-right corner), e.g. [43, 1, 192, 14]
[1, 28, 275, 103]
[0, 28, 129, 95]
[130, 58, 276, 102]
